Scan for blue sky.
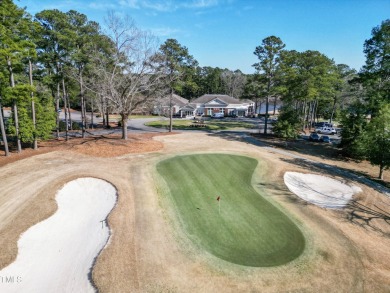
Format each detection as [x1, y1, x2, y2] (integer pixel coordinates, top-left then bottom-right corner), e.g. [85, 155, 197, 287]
[18, 0, 390, 73]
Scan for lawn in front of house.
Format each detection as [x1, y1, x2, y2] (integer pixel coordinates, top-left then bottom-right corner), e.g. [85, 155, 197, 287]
[108, 114, 157, 120]
[146, 119, 257, 130]
[156, 154, 305, 267]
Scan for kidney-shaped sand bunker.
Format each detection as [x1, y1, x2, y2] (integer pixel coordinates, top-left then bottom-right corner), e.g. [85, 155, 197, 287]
[0, 177, 117, 293]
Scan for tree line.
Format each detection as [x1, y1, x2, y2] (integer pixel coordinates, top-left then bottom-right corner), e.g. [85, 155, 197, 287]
[253, 21, 389, 179]
[0, 0, 249, 151]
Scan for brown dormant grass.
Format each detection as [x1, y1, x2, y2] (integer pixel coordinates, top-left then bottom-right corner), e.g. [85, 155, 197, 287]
[0, 132, 389, 292]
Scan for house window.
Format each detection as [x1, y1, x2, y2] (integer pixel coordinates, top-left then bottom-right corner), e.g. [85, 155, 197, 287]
[211, 108, 224, 114]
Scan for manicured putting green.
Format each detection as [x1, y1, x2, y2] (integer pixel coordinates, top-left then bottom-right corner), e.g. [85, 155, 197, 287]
[157, 154, 305, 267]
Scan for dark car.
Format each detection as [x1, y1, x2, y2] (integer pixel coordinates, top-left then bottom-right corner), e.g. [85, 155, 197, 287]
[320, 135, 331, 143]
[309, 132, 320, 141]
[315, 121, 333, 128]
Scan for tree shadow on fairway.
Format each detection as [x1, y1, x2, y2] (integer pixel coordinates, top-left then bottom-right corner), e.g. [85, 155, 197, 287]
[209, 131, 389, 188]
[256, 180, 315, 210]
[207, 131, 254, 143]
[345, 199, 390, 236]
[208, 131, 390, 194]
[279, 157, 390, 197]
[250, 133, 345, 161]
[207, 121, 256, 130]
[280, 157, 390, 236]
[208, 131, 390, 236]
[207, 132, 303, 200]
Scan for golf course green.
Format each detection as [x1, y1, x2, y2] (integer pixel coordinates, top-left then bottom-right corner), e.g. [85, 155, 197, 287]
[157, 154, 305, 267]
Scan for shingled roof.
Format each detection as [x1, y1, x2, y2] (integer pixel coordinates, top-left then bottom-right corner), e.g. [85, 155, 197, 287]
[172, 94, 189, 106]
[160, 94, 189, 106]
[191, 94, 241, 104]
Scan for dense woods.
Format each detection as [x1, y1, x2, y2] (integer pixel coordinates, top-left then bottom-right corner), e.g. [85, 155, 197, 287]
[0, 1, 388, 178]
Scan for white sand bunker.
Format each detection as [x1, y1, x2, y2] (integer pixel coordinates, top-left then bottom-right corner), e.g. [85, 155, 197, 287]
[0, 177, 117, 293]
[284, 172, 361, 209]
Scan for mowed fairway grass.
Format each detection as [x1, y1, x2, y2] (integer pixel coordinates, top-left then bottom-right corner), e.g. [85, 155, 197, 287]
[157, 154, 305, 267]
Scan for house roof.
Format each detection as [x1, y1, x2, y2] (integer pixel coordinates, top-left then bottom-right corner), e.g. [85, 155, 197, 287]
[181, 104, 196, 110]
[171, 94, 189, 106]
[240, 99, 254, 104]
[172, 94, 188, 106]
[191, 94, 241, 105]
[205, 98, 228, 106]
[160, 94, 188, 107]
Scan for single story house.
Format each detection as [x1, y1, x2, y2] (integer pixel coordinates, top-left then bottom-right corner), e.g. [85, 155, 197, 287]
[182, 94, 254, 117]
[153, 94, 190, 116]
[154, 94, 254, 118]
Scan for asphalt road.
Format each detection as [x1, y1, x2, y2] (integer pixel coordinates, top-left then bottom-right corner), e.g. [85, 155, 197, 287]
[58, 110, 168, 134]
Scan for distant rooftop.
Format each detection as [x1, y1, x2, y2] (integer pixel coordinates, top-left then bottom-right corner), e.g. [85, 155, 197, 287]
[191, 94, 241, 104]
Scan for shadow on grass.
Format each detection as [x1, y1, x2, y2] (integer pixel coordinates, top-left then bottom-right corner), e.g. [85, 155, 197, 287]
[207, 121, 257, 129]
[279, 157, 389, 194]
[57, 131, 120, 148]
[345, 199, 390, 236]
[208, 131, 390, 235]
[279, 157, 390, 236]
[0, 131, 131, 154]
[250, 133, 347, 161]
[146, 120, 258, 131]
[208, 131, 389, 190]
[207, 131, 251, 143]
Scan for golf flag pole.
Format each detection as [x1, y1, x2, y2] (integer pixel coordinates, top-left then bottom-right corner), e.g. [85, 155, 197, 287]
[217, 196, 220, 214]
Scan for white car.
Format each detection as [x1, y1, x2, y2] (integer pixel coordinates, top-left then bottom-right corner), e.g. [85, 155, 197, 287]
[315, 127, 336, 135]
[212, 113, 224, 118]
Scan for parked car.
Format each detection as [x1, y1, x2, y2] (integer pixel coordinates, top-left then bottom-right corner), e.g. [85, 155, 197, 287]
[315, 121, 333, 128]
[211, 113, 224, 118]
[315, 126, 337, 135]
[309, 132, 320, 141]
[320, 135, 331, 143]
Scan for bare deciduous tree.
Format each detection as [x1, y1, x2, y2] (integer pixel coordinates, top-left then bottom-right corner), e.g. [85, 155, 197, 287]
[92, 12, 164, 139]
[221, 69, 247, 98]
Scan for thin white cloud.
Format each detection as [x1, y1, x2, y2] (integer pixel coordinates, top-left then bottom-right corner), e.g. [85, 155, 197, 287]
[150, 26, 181, 37]
[186, 0, 219, 8]
[118, 0, 224, 12]
[118, 0, 141, 9]
[143, 1, 178, 12]
[119, 0, 176, 11]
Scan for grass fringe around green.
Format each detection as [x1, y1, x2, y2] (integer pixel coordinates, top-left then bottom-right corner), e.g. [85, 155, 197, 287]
[157, 154, 305, 267]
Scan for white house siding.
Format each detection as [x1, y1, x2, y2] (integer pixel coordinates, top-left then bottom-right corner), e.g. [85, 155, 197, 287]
[177, 94, 255, 117]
